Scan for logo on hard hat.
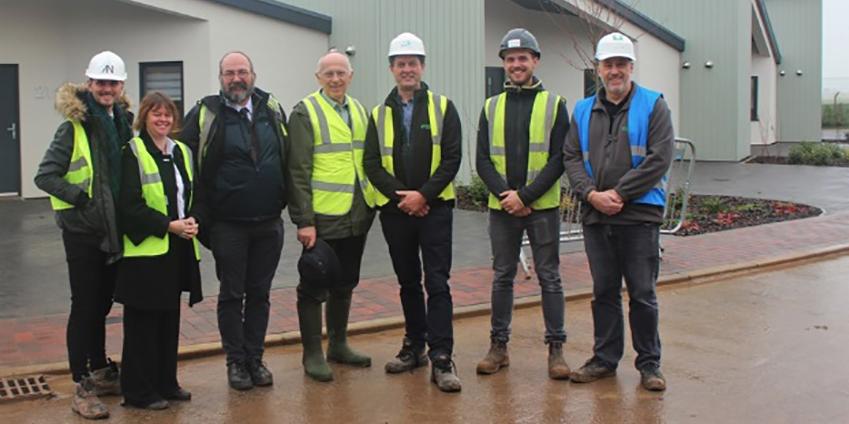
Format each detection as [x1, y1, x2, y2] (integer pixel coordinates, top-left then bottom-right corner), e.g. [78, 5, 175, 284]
[507, 39, 521, 48]
[101, 65, 114, 74]
[401, 40, 412, 47]
[613, 34, 624, 41]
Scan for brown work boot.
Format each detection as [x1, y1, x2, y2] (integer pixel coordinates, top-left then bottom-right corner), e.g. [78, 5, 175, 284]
[570, 358, 616, 383]
[547, 342, 571, 380]
[640, 367, 667, 391]
[71, 377, 109, 420]
[476, 341, 509, 375]
[90, 359, 121, 396]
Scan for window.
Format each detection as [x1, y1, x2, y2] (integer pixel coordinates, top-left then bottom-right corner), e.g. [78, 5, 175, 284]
[140, 62, 184, 117]
[750, 76, 759, 121]
[485, 67, 505, 98]
[584, 69, 598, 98]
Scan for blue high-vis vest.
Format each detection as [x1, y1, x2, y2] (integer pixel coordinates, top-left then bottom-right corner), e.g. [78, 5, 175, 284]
[573, 85, 667, 207]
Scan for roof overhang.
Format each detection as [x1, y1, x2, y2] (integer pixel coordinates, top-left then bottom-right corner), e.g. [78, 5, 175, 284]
[206, 0, 331, 34]
[753, 0, 782, 64]
[510, 0, 685, 52]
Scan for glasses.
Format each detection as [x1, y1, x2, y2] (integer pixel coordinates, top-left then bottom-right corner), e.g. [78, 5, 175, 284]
[221, 69, 252, 79]
[319, 70, 350, 79]
[92, 80, 121, 87]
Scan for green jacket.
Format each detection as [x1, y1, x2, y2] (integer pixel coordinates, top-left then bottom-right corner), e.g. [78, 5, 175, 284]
[286, 99, 374, 240]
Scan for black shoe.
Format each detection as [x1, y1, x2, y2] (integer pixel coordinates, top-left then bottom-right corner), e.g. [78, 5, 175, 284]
[247, 358, 274, 387]
[430, 354, 462, 393]
[640, 366, 667, 391]
[385, 337, 428, 374]
[162, 387, 192, 401]
[570, 358, 616, 383]
[227, 362, 254, 391]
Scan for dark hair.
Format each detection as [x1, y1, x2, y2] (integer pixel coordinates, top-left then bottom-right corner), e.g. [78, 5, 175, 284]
[134, 91, 181, 137]
[389, 55, 425, 66]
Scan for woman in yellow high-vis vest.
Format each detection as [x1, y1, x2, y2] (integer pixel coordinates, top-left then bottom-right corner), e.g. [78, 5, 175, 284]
[114, 92, 202, 410]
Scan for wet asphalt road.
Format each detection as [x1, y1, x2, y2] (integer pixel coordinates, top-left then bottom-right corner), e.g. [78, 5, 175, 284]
[3, 254, 848, 423]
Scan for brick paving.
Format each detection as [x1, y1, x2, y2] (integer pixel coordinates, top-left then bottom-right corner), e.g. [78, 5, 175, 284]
[2, 211, 848, 371]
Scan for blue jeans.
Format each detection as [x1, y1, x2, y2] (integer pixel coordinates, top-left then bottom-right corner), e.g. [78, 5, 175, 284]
[489, 209, 565, 344]
[583, 223, 661, 371]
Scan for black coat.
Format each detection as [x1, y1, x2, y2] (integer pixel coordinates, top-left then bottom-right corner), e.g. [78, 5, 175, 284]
[363, 82, 462, 214]
[115, 133, 202, 310]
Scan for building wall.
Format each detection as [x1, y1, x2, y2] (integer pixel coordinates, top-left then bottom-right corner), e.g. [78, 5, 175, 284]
[635, 0, 755, 160]
[750, 55, 778, 145]
[282, 0, 487, 182]
[2, 0, 326, 197]
[765, 0, 823, 142]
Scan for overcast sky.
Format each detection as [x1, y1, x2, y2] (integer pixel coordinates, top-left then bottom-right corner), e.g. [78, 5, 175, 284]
[822, 0, 848, 96]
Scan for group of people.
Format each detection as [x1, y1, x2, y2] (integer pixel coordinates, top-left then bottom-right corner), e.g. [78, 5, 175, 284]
[35, 27, 672, 420]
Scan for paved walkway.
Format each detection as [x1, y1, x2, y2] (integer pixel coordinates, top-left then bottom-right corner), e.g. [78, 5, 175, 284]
[2, 206, 848, 372]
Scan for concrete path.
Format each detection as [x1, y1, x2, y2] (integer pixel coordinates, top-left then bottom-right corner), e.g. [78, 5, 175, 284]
[3, 254, 848, 423]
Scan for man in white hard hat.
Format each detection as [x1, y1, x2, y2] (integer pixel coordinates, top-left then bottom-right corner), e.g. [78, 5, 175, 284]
[563, 32, 674, 391]
[35, 50, 132, 419]
[475, 28, 571, 380]
[363, 32, 463, 392]
[181, 52, 288, 391]
[287, 50, 375, 382]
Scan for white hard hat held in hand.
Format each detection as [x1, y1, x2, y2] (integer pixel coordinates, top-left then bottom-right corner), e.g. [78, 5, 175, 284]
[595, 32, 636, 62]
[85, 51, 127, 81]
[388, 32, 426, 57]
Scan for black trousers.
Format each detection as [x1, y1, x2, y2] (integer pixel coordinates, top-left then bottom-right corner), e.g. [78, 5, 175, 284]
[62, 231, 116, 382]
[297, 235, 367, 303]
[120, 305, 180, 406]
[379, 205, 454, 358]
[211, 218, 284, 365]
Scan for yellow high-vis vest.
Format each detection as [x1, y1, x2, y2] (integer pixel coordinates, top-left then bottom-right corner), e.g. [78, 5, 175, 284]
[371, 91, 455, 206]
[50, 120, 93, 210]
[301, 91, 375, 215]
[485, 91, 561, 210]
[122, 137, 200, 260]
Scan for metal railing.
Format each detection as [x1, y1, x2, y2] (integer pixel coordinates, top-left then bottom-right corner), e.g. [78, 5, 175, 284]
[518, 137, 696, 279]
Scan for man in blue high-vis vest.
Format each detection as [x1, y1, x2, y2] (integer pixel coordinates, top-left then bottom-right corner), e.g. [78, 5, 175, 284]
[563, 32, 674, 391]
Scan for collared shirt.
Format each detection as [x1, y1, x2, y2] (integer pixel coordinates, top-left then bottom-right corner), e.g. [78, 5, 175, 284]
[161, 137, 186, 219]
[320, 90, 351, 129]
[225, 97, 254, 122]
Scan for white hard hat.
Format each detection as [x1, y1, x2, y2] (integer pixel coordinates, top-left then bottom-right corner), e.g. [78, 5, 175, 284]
[85, 51, 127, 81]
[595, 32, 636, 62]
[388, 32, 426, 57]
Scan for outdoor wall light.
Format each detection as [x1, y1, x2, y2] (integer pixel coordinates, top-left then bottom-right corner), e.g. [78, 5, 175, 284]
[682, 61, 691, 69]
[704, 60, 714, 68]
[796, 69, 803, 76]
[780, 70, 786, 76]
[345, 45, 356, 57]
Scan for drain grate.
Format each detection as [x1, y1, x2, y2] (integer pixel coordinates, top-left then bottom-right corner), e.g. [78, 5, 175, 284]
[0, 375, 52, 403]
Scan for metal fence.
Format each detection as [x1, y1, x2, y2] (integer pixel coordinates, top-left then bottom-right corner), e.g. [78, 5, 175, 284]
[517, 138, 696, 278]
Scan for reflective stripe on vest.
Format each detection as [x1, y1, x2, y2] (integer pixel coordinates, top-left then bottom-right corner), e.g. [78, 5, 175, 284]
[122, 137, 200, 260]
[301, 91, 374, 215]
[197, 96, 288, 173]
[484, 90, 561, 210]
[574, 86, 666, 207]
[371, 91, 455, 207]
[50, 120, 93, 210]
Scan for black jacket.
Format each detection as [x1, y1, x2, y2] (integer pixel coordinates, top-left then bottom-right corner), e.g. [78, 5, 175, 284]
[34, 83, 133, 260]
[115, 133, 202, 309]
[181, 88, 289, 231]
[563, 83, 674, 225]
[363, 83, 462, 214]
[476, 79, 569, 209]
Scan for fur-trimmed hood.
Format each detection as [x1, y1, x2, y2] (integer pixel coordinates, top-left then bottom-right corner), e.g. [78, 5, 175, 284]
[54, 82, 132, 121]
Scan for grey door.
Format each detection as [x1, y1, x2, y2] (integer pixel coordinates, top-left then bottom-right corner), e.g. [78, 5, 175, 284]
[0, 65, 20, 194]
[485, 66, 505, 98]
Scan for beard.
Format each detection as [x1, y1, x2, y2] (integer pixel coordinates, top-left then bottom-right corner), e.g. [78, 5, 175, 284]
[221, 80, 254, 104]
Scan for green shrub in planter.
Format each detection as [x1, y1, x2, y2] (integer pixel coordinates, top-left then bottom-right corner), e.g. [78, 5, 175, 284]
[788, 142, 846, 166]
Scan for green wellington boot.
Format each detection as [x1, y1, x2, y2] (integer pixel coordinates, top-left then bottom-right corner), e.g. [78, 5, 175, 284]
[325, 294, 372, 367]
[297, 299, 333, 382]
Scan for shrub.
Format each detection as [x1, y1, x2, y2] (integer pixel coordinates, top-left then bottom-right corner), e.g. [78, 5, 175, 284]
[456, 175, 489, 209]
[788, 142, 847, 166]
[700, 196, 726, 214]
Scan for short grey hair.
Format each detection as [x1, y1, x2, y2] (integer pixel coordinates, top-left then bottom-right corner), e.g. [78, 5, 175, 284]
[219, 51, 255, 75]
[315, 49, 353, 74]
